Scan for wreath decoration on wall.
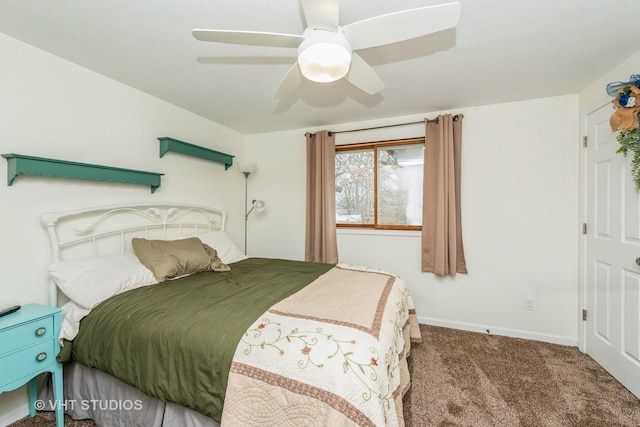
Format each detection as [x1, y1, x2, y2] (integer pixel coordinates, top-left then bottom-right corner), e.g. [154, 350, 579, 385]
[608, 75, 640, 191]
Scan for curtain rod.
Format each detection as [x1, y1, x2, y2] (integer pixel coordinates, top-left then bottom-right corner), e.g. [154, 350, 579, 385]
[328, 120, 426, 136]
[305, 114, 462, 136]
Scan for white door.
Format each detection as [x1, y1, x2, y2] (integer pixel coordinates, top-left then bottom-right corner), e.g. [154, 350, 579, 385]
[585, 103, 640, 398]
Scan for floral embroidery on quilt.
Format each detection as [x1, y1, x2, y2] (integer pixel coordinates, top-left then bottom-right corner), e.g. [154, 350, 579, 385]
[237, 313, 405, 422]
[229, 264, 419, 426]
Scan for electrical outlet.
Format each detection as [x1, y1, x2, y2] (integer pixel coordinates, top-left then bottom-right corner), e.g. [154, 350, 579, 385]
[524, 298, 536, 311]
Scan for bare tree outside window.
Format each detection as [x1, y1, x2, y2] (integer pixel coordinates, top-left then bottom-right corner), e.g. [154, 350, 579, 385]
[336, 138, 424, 230]
[336, 149, 374, 224]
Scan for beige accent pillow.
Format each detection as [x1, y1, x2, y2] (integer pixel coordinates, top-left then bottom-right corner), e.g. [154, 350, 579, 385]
[203, 244, 231, 272]
[132, 237, 215, 282]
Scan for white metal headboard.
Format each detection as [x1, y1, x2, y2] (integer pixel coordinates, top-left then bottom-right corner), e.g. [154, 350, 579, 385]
[41, 203, 227, 306]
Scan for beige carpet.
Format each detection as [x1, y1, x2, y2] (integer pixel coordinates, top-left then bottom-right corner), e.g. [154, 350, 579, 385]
[404, 325, 640, 426]
[11, 324, 640, 426]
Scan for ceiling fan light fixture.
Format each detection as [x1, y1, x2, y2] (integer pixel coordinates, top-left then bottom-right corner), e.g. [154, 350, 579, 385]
[193, 1, 462, 95]
[298, 42, 351, 83]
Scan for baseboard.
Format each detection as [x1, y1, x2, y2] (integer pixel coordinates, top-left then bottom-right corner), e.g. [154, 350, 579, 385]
[0, 401, 29, 426]
[419, 316, 578, 347]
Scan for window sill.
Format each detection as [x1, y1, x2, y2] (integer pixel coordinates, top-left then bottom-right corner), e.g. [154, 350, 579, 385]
[336, 228, 421, 237]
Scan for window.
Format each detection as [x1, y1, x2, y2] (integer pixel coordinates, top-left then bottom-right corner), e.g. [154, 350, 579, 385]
[335, 137, 424, 230]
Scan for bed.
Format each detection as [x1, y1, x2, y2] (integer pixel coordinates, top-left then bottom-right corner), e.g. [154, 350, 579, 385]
[38, 202, 421, 426]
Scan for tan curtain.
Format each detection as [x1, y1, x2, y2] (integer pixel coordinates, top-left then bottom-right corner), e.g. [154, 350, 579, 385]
[305, 130, 338, 263]
[422, 114, 468, 275]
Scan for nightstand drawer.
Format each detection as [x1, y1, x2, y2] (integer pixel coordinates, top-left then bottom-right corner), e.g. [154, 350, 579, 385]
[0, 339, 57, 386]
[0, 316, 54, 354]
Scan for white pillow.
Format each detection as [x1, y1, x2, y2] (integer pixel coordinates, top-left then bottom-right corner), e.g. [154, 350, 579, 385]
[197, 230, 248, 264]
[49, 253, 157, 309]
[59, 301, 90, 343]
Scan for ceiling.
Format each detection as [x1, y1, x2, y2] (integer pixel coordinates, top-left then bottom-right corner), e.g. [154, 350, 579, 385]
[1, 0, 639, 135]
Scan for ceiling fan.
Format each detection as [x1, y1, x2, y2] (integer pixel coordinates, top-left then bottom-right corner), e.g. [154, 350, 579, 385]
[193, 0, 461, 97]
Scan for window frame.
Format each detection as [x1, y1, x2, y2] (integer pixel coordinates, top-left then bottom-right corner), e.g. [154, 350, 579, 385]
[335, 137, 425, 231]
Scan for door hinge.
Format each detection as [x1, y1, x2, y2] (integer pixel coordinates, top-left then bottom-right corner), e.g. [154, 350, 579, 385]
[583, 223, 587, 234]
[582, 309, 587, 321]
[583, 136, 588, 147]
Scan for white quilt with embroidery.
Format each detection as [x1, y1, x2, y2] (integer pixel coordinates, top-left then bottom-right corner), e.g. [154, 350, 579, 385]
[221, 264, 421, 427]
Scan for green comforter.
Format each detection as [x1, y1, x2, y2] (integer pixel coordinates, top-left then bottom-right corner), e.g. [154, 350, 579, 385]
[60, 258, 334, 422]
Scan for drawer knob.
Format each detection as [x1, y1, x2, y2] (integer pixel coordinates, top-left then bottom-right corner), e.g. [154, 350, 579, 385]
[36, 352, 47, 362]
[35, 327, 46, 336]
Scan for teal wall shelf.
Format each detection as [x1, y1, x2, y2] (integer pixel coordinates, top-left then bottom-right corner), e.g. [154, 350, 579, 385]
[157, 137, 234, 170]
[1, 154, 164, 193]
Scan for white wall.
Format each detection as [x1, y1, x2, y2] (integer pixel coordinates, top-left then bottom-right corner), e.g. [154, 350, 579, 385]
[0, 34, 247, 424]
[246, 95, 580, 345]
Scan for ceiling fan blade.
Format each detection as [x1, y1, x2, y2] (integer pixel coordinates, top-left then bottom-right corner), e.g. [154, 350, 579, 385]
[342, 2, 461, 51]
[193, 29, 303, 48]
[301, 0, 339, 31]
[273, 63, 302, 98]
[345, 53, 385, 95]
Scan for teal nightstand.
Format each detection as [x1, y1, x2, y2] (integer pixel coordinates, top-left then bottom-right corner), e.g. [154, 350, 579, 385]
[0, 303, 63, 427]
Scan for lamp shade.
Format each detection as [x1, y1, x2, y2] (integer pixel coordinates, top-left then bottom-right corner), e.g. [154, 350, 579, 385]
[252, 199, 266, 212]
[238, 161, 257, 174]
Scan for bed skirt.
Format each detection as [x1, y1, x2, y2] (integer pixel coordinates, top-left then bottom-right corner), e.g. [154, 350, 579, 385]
[39, 362, 219, 427]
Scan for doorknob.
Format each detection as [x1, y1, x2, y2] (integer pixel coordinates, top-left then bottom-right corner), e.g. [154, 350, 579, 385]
[636, 257, 640, 266]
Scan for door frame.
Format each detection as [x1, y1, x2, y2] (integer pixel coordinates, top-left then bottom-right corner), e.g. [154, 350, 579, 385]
[579, 101, 612, 354]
